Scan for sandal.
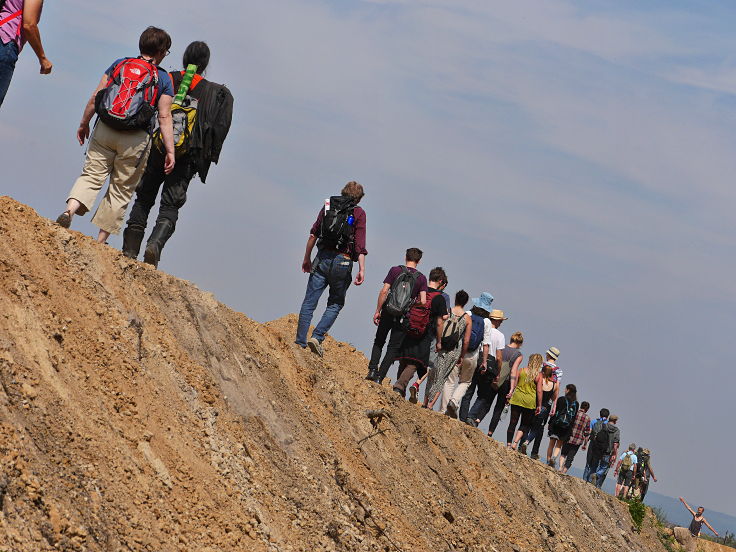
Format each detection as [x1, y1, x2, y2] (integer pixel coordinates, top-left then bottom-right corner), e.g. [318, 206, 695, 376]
[56, 211, 72, 228]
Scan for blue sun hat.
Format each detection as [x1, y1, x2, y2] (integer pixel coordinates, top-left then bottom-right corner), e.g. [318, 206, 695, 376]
[472, 292, 494, 313]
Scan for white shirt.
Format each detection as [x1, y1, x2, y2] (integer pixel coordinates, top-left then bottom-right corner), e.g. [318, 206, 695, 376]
[488, 327, 505, 354]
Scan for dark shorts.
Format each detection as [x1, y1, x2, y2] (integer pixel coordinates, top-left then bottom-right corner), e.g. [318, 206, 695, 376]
[560, 442, 581, 468]
[617, 469, 634, 486]
[548, 422, 572, 442]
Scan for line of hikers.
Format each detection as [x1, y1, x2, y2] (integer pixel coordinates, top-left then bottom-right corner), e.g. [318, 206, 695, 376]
[294, 195, 661, 492]
[47, 26, 233, 267]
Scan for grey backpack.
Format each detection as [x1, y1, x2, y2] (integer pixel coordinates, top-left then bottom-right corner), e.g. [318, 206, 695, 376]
[383, 267, 418, 318]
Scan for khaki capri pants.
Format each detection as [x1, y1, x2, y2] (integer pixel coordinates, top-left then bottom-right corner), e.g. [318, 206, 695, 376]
[67, 121, 151, 235]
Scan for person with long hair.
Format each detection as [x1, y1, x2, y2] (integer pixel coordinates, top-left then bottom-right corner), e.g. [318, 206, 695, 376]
[519, 363, 558, 458]
[507, 353, 543, 448]
[546, 383, 579, 468]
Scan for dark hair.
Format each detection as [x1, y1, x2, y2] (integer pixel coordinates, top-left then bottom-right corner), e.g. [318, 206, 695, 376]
[428, 267, 447, 285]
[183, 41, 210, 74]
[565, 384, 577, 402]
[600, 408, 610, 418]
[405, 247, 423, 263]
[581, 401, 590, 410]
[455, 290, 469, 306]
[470, 305, 488, 317]
[139, 26, 171, 57]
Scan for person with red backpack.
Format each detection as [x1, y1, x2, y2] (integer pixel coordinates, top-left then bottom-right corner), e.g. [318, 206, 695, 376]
[365, 248, 427, 383]
[55, 27, 175, 245]
[0, 0, 52, 108]
[122, 41, 234, 268]
[294, 182, 367, 356]
[392, 267, 449, 397]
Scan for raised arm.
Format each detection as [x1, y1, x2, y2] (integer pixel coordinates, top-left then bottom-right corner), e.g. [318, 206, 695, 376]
[703, 518, 719, 537]
[679, 497, 696, 517]
[373, 283, 391, 325]
[22, 0, 52, 74]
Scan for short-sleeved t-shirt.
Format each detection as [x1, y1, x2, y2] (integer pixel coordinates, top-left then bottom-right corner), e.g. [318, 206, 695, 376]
[619, 451, 638, 464]
[488, 327, 505, 354]
[105, 58, 175, 99]
[383, 266, 427, 300]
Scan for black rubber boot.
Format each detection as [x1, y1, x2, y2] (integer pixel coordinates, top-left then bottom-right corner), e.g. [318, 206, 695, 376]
[143, 220, 174, 269]
[122, 226, 145, 259]
[365, 369, 380, 382]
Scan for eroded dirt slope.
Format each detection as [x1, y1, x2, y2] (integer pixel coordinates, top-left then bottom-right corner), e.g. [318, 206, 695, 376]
[0, 196, 666, 552]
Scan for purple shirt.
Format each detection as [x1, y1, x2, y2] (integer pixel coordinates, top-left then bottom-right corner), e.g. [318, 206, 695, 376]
[383, 266, 427, 300]
[0, 0, 27, 52]
[310, 205, 367, 262]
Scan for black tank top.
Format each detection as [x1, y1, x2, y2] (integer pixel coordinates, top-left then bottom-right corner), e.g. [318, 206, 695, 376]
[542, 387, 554, 407]
[689, 516, 704, 536]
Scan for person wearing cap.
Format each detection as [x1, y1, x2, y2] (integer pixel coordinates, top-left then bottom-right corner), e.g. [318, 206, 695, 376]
[614, 443, 639, 498]
[545, 346, 563, 382]
[632, 448, 657, 499]
[463, 309, 509, 431]
[441, 292, 493, 418]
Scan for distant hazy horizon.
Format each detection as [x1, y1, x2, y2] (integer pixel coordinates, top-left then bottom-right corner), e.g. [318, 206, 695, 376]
[1, 0, 734, 517]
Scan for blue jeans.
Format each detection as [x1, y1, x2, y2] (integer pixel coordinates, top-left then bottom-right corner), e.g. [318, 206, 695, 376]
[295, 250, 353, 346]
[0, 40, 19, 108]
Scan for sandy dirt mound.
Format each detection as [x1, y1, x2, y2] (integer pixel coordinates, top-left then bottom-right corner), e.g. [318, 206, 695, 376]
[0, 196, 667, 551]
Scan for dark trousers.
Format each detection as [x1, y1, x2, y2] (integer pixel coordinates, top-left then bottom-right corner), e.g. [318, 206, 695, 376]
[126, 149, 195, 248]
[468, 377, 510, 435]
[507, 405, 534, 444]
[459, 355, 491, 421]
[524, 406, 549, 455]
[368, 312, 406, 380]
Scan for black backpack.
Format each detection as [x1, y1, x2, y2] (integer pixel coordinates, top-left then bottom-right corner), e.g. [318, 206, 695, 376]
[552, 398, 578, 429]
[593, 422, 614, 453]
[383, 267, 418, 318]
[318, 196, 356, 251]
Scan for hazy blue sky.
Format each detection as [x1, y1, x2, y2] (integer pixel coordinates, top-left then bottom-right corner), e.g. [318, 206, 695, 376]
[2, 0, 734, 517]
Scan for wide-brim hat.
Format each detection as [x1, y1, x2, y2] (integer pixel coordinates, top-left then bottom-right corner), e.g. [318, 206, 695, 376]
[546, 346, 560, 360]
[489, 309, 508, 320]
[471, 292, 494, 313]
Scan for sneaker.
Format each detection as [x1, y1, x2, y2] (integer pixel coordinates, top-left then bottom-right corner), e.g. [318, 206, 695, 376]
[547, 459, 555, 467]
[445, 402, 458, 419]
[307, 337, 323, 358]
[519, 443, 528, 455]
[409, 385, 418, 404]
[56, 211, 72, 228]
[464, 418, 478, 428]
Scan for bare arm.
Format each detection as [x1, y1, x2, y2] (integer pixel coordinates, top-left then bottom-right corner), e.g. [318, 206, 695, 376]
[22, 0, 52, 74]
[506, 356, 522, 400]
[649, 465, 657, 482]
[679, 497, 696, 517]
[418, 290, 427, 306]
[77, 75, 109, 145]
[354, 253, 365, 285]
[535, 374, 543, 414]
[614, 458, 622, 474]
[703, 518, 719, 537]
[550, 382, 560, 416]
[373, 283, 390, 325]
[301, 235, 318, 273]
[480, 343, 489, 371]
[156, 94, 175, 174]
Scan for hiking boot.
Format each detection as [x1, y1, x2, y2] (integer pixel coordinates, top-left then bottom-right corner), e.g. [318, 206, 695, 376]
[530, 453, 540, 460]
[408, 385, 418, 404]
[307, 337, 323, 358]
[445, 402, 458, 419]
[365, 369, 380, 382]
[519, 443, 528, 455]
[56, 211, 72, 228]
[122, 226, 145, 259]
[589, 474, 598, 486]
[465, 418, 478, 428]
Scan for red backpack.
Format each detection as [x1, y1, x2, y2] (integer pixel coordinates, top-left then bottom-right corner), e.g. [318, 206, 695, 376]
[406, 290, 442, 339]
[94, 57, 160, 131]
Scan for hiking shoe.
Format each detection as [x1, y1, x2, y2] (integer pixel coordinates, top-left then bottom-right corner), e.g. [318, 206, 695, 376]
[392, 387, 405, 398]
[590, 474, 598, 486]
[365, 369, 380, 382]
[307, 337, 323, 358]
[409, 385, 418, 404]
[519, 443, 528, 455]
[445, 402, 458, 419]
[56, 211, 72, 228]
[530, 453, 540, 460]
[465, 418, 478, 428]
[547, 459, 555, 467]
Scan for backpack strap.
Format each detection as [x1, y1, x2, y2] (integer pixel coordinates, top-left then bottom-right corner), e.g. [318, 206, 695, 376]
[0, 10, 22, 35]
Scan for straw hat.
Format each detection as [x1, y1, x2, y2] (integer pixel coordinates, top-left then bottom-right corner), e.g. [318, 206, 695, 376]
[489, 309, 508, 320]
[546, 346, 560, 360]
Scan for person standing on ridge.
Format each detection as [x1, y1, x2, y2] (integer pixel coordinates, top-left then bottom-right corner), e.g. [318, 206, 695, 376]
[122, 41, 234, 268]
[0, 0, 52, 108]
[676, 497, 719, 551]
[365, 248, 426, 383]
[507, 353, 544, 449]
[522, 346, 561, 458]
[632, 448, 657, 499]
[558, 400, 590, 474]
[55, 27, 175, 245]
[519, 363, 558, 459]
[546, 383, 579, 468]
[294, 181, 367, 357]
[466, 329, 521, 437]
[583, 408, 609, 481]
[545, 346, 563, 382]
[393, 267, 448, 398]
[459, 308, 506, 422]
[614, 443, 638, 498]
[588, 413, 620, 488]
[424, 290, 471, 409]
